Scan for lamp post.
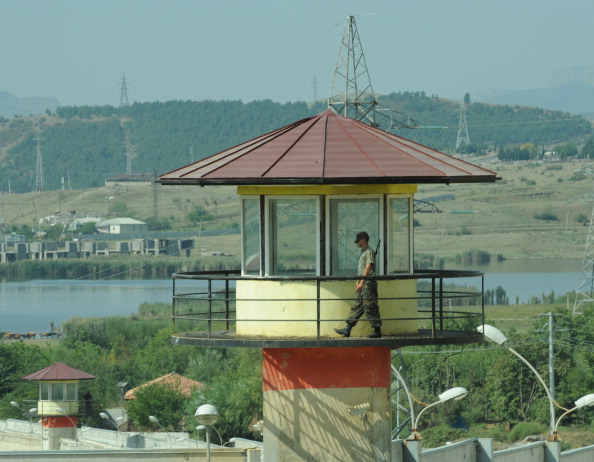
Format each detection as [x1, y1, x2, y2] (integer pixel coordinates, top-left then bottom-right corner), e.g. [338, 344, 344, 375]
[99, 412, 123, 431]
[411, 387, 468, 440]
[55, 407, 78, 429]
[478, 324, 568, 434]
[148, 415, 173, 448]
[551, 393, 594, 441]
[195, 404, 219, 462]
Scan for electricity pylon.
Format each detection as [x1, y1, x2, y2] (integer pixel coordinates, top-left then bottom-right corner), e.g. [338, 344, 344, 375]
[573, 163, 594, 314]
[328, 16, 425, 130]
[119, 73, 129, 108]
[455, 98, 470, 151]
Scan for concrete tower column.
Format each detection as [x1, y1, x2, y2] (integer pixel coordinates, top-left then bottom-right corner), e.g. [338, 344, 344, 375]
[262, 346, 392, 462]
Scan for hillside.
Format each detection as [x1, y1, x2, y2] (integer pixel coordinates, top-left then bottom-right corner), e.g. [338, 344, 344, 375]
[0, 95, 591, 194]
[1, 160, 594, 263]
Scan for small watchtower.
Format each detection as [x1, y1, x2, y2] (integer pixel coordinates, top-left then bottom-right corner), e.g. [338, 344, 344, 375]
[23, 362, 95, 450]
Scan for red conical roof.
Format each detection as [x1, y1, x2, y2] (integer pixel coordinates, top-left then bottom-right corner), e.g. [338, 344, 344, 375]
[22, 362, 96, 381]
[160, 109, 498, 186]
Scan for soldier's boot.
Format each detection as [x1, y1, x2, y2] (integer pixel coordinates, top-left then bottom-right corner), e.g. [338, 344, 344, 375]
[368, 327, 382, 339]
[334, 324, 353, 338]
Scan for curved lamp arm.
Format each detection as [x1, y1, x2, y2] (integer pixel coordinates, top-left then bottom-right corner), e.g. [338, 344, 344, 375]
[391, 364, 416, 434]
[478, 324, 569, 411]
[551, 393, 594, 441]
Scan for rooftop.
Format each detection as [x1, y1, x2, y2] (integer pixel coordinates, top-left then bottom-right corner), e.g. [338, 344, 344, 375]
[159, 109, 498, 186]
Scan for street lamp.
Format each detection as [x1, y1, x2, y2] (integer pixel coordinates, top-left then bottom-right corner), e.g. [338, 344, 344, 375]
[551, 393, 594, 441]
[411, 387, 468, 440]
[195, 404, 219, 462]
[99, 412, 123, 431]
[148, 415, 173, 447]
[478, 324, 569, 434]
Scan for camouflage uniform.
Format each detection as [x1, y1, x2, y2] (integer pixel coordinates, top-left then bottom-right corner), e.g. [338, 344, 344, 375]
[346, 246, 381, 328]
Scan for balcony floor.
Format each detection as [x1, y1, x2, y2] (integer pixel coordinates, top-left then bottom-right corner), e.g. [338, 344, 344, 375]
[171, 329, 484, 349]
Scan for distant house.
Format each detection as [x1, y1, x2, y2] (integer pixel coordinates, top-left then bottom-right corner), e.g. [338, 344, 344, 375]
[96, 218, 147, 235]
[123, 372, 205, 400]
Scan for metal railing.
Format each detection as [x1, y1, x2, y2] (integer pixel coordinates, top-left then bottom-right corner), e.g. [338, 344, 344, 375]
[171, 269, 485, 339]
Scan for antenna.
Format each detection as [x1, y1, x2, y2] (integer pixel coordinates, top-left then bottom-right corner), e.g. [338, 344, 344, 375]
[455, 98, 470, 151]
[328, 16, 436, 131]
[34, 122, 44, 192]
[119, 73, 130, 108]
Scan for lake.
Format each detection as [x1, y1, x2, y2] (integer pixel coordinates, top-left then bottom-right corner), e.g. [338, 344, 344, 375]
[0, 258, 585, 333]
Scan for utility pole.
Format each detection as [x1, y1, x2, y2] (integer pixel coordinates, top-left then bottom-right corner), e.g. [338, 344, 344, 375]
[535, 312, 567, 433]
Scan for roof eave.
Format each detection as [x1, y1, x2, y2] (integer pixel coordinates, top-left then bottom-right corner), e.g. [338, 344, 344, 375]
[159, 176, 500, 187]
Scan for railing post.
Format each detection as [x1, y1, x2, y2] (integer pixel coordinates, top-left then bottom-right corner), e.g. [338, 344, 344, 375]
[172, 276, 177, 332]
[207, 279, 212, 338]
[439, 276, 444, 331]
[481, 275, 485, 323]
[316, 279, 321, 339]
[431, 277, 436, 337]
[225, 276, 230, 330]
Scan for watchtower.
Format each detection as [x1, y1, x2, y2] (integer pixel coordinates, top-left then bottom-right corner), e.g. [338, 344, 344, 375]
[22, 362, 95, 450]
[160, 109, 498, 461]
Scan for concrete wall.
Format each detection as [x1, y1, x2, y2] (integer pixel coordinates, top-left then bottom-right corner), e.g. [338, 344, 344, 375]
[390, 438, 594, 462]
[0, 448, 261, 461]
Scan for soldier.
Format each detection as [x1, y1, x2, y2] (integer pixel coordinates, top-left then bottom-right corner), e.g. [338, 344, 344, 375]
[334, 231, 382, 338]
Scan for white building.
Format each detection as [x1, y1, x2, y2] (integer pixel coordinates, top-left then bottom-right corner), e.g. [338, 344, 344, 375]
[96, 218, 147, 235]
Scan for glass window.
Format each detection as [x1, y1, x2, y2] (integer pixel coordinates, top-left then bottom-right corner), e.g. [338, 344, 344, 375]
[242, 197, 261, 275]
[328, 198, 380, 276]
[40, 382, 50, 401]
[66, 382, 77, 401]
[52, 383, 64, 401]
[269, 198, 317, 275]
[388, 196, 411, 273]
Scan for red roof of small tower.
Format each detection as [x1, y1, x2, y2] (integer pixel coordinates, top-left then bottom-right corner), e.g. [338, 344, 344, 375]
[22, 362, 96, 381]
[160, 109, 498, 186]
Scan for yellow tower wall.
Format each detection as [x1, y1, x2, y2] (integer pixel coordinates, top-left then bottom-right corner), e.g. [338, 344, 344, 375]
[236, 279, 417, 337]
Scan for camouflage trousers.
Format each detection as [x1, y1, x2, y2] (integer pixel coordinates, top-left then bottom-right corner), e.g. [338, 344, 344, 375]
[346, 280, 381, 328]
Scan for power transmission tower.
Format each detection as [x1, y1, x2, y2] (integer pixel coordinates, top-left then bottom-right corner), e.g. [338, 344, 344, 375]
[34, 122, 44, 192]
[572, 163, 594, 314]
[455, 98, 470, 151]
[119, 73, 129, 108]
[328, 16, 425, 130]
[312, 74, 318, 102]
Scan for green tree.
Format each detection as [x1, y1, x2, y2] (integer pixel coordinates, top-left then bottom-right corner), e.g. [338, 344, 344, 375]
[582, 136, 594, 159]
[187, 205, 214, 223]
[126, 382, 190, 431]
[464, 92, 471, 105]
[108, 201, 128, 216]
[79, 221, 98, 234]
[555, 142, 578, 160]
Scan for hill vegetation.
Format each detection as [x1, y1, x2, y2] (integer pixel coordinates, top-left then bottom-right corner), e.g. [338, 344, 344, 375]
[0, 94, 592, 193]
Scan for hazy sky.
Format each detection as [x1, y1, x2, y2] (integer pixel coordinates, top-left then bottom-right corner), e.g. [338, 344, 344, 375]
[2, 0, 593, 107]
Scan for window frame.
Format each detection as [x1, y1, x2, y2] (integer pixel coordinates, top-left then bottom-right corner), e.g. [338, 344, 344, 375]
[265, 195, 320, 276]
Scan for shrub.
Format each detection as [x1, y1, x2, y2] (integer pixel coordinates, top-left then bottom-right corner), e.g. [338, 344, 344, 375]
[534, 212, 558, 221]
[508, 422, 547, 442]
